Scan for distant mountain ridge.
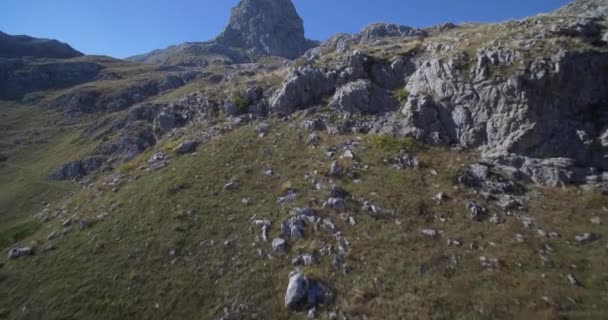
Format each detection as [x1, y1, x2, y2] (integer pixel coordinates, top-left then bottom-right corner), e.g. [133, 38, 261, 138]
[0, 31, 83, 59]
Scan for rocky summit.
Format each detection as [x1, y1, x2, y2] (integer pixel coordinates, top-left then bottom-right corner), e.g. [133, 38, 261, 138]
[215, 0, 317, 59]
[2, 0, 608, 319]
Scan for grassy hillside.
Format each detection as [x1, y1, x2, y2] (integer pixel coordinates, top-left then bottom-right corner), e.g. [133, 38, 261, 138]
[1, 118, 607, 319]
[0, 101, 97, 248]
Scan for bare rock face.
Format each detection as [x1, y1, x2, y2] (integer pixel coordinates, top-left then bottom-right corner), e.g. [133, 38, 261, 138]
[215, 0, 317, 59]
[329, 79, 399, 114]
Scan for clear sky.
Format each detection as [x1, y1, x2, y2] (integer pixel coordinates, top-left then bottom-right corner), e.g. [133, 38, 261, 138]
[0, 0, 571, 59]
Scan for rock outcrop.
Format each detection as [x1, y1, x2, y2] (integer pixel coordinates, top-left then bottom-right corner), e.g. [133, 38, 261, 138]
[359, 23, 427, 43]
[0, 58, 104, 100]
[375, 47, 608, 186]
[0, 31, 83, 59]
[329, 79, 398, 114]
[215, 0, 317, 59]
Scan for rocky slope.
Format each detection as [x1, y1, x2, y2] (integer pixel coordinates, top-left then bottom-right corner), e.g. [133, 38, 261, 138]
[0, 31, 83, 59]
[1, 0, 608, 319]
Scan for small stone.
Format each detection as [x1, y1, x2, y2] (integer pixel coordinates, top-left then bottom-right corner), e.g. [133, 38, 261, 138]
[480, 256, 502, 269]
[434, 192, 449, 202]
[61, 218, 72, 228]
[48, 231, 60, 240]
[323, 197, 347, 212]
[574, 233, 597, 243]
[292, 253, 315, 266]
[447, 239, 461, 246]
[489, 214, 503, 225]
[548, 232, 560, 238]
[306, 133, 320, 146]
[515, 234, 525, 243]
[272, 238, 289, 253]
[241, 197, 251, 205]
[330, 161, 341, 176]
[466, 201, 487, 221]
[537, 229, 548, 238]
[348, 216, 357, 226]
[224, 181, 236, 191]
[520, 215, 535, 229]
[591, 216, 602, 225]
[342, 149, 355, 159]
[421, 229, 438, 237]
[567, 273, 582, 287]
[277, 191, 297, 204]
[41, 244, 56, 253]
[8, 247, 33, 259]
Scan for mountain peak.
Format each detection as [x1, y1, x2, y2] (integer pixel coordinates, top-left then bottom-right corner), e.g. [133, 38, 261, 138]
[215, 0, 316, 59]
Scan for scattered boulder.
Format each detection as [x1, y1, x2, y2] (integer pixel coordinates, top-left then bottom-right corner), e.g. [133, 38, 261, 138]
[466, 201, 487, 221]
[421, 229, 438, 237]
[306, 133, 320, 146]
[272, 238, 289, 253]
[285, 271, 310, 309]
[456, 163, 523, 195]
[284, 271, 327, 310]
[174, 140, 198, 154]
[8, 247, 33, 259]
[292, 253, 315, 266]
[329, 161, 342, 176]
[383, 151, 418, 170]
[574, 233, 598, 243]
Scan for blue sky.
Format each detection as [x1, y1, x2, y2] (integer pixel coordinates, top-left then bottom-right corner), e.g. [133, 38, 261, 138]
[1, 0, 570, 58]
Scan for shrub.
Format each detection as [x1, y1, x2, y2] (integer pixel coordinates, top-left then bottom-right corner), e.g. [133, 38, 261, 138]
[232, 95, 249, 114]
[366, 134, 423, 152]
[392, 88, 410, 103]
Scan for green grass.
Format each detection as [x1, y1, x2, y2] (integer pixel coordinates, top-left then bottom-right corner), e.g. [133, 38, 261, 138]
[392, 88, 410, 104]
[1, 118, 607, 319]
[0, 101, 93, 242]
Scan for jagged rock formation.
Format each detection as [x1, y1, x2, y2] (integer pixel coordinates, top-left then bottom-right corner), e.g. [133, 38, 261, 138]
[0, 31, 83, 59]
[129, 0, 317, 65]
[215, 0, 317, 59]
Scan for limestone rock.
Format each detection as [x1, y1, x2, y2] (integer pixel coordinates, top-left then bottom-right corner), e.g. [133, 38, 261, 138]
[8, 247, 33, 259]
[269, 66, 337, 115]
[359, 23, 427, 43]
[174, 140, 199, 154]
[329, 79, 399, 114]
[215, 0, 317, 59]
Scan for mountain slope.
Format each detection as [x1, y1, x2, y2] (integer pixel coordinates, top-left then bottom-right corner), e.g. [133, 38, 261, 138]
[0, 31, 83, 59]
[1, 0, 608, 319]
